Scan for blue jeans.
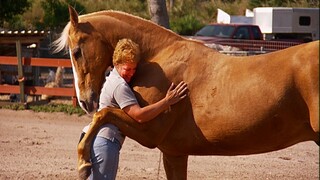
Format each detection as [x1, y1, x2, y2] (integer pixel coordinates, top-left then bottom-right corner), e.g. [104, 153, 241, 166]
[89, 136, 121, 180]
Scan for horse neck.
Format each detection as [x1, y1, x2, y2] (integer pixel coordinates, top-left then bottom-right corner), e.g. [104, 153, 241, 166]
[138, 31, 181, 61]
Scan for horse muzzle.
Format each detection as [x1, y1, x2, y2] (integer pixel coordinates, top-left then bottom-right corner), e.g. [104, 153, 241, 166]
[79, 100, 98, 114]
[78, 91, 98, 114]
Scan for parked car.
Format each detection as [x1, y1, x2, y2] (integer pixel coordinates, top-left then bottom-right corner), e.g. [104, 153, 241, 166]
[194, 23, 263, 40]
[186, 23, 302, 52]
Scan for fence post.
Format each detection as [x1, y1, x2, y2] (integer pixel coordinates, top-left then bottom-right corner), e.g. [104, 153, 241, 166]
[16, 40, 26, 103]
[72, 81, 77, 107]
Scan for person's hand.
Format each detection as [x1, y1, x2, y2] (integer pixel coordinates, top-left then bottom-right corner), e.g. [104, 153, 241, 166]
[165, 81, 188, 106]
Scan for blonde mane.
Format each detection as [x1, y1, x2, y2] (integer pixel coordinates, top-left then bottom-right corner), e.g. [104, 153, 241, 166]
[52, 22, 70, 54]
[52, 10, 183, 54]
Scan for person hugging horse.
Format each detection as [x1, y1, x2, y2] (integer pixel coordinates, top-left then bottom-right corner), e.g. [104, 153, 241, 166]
[80, 38, 188, 179]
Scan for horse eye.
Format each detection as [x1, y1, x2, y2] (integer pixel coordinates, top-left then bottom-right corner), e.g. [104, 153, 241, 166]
[72, 47, 82, 60]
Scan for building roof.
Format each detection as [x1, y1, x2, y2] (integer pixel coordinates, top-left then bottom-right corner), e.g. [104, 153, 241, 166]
[0, 30, 50, 44]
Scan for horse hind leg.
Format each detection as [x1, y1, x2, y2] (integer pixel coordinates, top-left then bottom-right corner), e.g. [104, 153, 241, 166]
[307, 77, 319, 146]
[294, 46, 319, 145]
[163, 153, 188, 180]
[307, 91, 320, 146]
[313, 106, 320, 147]
[304, 85, 319, 147]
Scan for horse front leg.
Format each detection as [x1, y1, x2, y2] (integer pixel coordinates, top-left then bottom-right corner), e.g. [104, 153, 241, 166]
[163, 153, 188, 180]
[99, 107, 169, 148]
[78, 107, 164, 179]
[77, 111, 108, 179]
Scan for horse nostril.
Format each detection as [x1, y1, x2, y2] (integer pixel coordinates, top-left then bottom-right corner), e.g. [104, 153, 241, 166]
[80, 100, 88, 111]
[79, 100, 95, 114]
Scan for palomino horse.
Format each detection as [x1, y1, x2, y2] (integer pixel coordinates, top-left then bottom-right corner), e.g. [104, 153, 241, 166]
[54, 6, 319, 179]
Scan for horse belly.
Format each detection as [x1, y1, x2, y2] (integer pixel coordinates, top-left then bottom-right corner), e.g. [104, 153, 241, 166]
[160, 88, 317, 156]
[162, 117, 315, 156]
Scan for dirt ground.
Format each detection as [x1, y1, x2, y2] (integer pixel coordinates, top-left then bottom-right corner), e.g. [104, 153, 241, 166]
[0, 109, 318, 180]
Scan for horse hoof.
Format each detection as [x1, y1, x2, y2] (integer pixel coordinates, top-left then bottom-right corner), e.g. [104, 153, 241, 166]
[78, 163, 92, 180]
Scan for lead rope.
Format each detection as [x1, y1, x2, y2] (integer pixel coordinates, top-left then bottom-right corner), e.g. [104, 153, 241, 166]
[157, 151, 162, 180]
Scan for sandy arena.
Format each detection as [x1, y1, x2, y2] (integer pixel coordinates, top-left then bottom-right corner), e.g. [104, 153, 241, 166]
[0, 109, 318, 180]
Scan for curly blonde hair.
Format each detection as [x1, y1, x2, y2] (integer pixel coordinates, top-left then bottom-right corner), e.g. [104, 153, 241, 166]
[113, 39, 140, 66]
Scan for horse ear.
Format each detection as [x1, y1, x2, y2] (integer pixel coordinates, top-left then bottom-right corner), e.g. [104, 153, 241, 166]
[68, 5, 79, 28]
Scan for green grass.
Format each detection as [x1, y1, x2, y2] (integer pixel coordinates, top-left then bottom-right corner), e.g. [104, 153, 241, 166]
[0, 103, 86, 116]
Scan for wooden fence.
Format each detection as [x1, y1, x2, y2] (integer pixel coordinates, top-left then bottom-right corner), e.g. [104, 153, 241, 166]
[0, 55, 77, 107]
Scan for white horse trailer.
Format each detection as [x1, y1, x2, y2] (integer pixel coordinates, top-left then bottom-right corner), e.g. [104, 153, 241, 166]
[253, 7, 319, 42]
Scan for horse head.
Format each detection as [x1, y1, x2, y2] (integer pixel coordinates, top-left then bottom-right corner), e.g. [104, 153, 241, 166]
[54, 6, 190, 114]
[57, 6, 114, 114]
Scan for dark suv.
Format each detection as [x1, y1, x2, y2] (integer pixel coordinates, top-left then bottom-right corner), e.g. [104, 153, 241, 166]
[194, 23, 263, 40]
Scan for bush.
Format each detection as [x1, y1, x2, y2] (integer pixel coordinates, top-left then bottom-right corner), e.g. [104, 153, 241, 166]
[170, 14, 204, 35]
[0, 103, 86, 116]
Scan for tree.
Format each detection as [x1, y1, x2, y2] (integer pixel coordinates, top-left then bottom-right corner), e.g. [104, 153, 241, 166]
[40, 0, 86, 30]
[148, 0, 170, 29]
[168, 0, 174, 12]
[250, 0, 291, 7]
[0, 0, 31, 27]
[168, 0, 207, 35]
[249, 0, 319, 9]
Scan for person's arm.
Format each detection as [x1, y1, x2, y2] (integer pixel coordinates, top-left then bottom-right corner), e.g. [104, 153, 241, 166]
[123, 81, 188, 123]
